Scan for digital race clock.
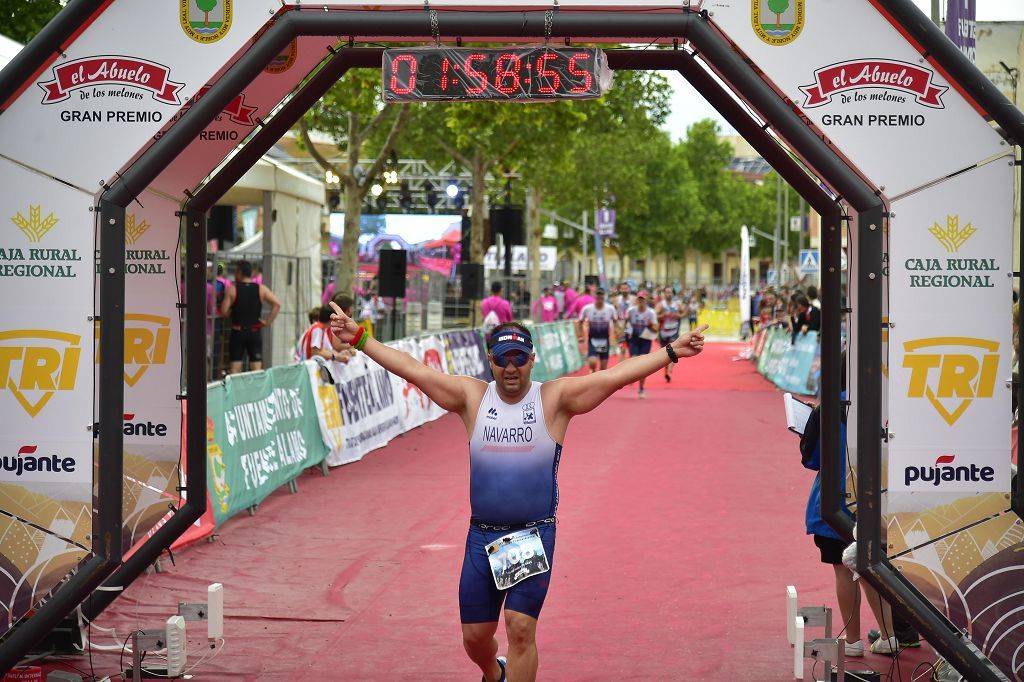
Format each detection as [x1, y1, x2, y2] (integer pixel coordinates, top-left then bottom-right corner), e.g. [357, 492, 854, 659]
[382, 47, 611, 103]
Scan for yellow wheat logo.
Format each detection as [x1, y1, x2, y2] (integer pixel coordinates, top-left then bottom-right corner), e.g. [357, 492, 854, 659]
[11, 205, 59, 242]
[125, 213, 150, 246]
[929, 215, 976, 253]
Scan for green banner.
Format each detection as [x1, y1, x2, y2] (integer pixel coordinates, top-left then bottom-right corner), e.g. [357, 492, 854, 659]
[532, 322, 564, 382]
[206, 364, 328, 525]
[557, 321, 585, 372]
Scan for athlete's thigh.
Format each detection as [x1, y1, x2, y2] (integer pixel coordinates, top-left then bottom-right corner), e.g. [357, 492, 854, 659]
[459, 527, 505, 624]
[503, 525, 556, 620]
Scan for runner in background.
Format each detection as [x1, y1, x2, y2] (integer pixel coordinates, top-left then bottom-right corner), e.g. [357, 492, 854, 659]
[655, 286, 684, 383]
[687, 293, 700, 331]
[614, 282, 633, 359]
[221, 259, 281, 374]
[580, 288, 617, 373]
[626, 291, 659, 398]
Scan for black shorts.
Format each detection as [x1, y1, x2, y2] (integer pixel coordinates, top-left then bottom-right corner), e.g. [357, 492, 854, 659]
[658, 332, 679, 347]
[627, 337, 652, 356]
[229, 328, 263, 362]
[587, 339, 610, 359]
[813, 534, 847, 565]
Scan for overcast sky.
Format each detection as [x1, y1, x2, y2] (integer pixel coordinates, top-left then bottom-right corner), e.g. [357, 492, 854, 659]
[664, 0, 1024, 140]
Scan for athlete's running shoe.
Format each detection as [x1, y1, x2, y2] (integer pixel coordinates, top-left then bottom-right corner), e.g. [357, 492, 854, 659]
[481, 656, 506, 682]
[638, 389, 646, 399]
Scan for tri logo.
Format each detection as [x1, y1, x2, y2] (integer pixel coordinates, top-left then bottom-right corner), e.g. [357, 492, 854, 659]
[95, 314, 172, 387]
[0, 330, 81, 417]
[902, 336, 1000, 425]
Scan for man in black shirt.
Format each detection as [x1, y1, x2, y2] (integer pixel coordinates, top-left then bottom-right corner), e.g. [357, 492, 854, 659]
[221, 260, 281, 374]
[791, 293, 821, 344]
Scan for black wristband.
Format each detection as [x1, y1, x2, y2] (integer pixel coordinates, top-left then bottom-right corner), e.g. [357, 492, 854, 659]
[665, 344, 679, 364]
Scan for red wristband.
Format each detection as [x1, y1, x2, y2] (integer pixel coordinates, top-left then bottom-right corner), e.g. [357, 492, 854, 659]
[351, 325, 364, 348]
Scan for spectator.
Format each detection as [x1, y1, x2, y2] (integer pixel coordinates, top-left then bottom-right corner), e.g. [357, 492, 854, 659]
[800, 374, 916, 656]
[807, 285, 821, 309]
[533, 286, 559, 323]
[296, 305, 341, 362]
[481, 281, 513, 336]
[791, 294, 822, 343]
[562, 282, 578, 319]
[221, 260, 281, 374]
[565, 285, 595, 320]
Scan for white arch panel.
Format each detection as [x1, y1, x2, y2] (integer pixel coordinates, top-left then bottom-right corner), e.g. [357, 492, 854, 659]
[708, 1, 1007, 197]
[0, 1, 279, 190]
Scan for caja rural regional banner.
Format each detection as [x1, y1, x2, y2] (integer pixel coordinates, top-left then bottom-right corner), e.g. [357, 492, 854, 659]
[0, 159, 96, 636]
[887, 158, 1014, 493]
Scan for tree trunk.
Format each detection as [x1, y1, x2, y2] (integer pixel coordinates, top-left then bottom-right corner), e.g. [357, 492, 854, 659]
[468, 154, 488, 326]
[337, 177, 362, 298]
[526, 186, 543, 316]
[204, 11, 210, 27]
[775, 13, 781, 29]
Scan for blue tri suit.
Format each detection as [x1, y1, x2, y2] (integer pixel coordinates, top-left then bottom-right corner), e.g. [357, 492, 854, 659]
[460, 380, 560, 623]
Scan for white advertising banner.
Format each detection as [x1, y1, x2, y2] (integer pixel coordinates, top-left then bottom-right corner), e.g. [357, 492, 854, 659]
[0, 158, 95, 635]
[391, 335, 451, 432]
[707, 1, 1006, 196]
[106, 192, 184, 551]
[0, 1, 281, 190]
[323, 353, 403, 467]
[887, 157, 1014, 493]
[739, 225, 751, 326]
[484, 246, 557, 272]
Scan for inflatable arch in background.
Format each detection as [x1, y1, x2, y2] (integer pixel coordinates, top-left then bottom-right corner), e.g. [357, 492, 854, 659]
[0, 2, 1021, 679]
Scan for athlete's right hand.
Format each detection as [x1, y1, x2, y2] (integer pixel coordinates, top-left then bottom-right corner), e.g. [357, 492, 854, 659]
[328, 301, 360, 344]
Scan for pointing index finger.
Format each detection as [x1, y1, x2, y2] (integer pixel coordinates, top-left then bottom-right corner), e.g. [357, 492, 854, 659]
[328, 301, 343, 316]
[697, 324, 710, 334]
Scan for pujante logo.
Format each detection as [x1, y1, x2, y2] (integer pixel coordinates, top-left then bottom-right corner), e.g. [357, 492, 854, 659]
[11, 205, 58, 242]
[800, 59, 947, 109]
[125, 213, 150, 246]
[180, 0, 232, 44]
[929, 214, 976, 253]
[1, 445, 77, 478]
[94, 314, 171, 386]
[903, 337, 1000, 425]
[752, 0, 804, 46]
[903, 454, 995, 488]
[0, 330, 81, 417]
[38, 56, 184, 105]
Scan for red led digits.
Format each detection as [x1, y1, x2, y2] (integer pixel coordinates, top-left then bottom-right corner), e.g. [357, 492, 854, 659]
[536, 52, 560, 94]
[389, 54, 417, 95]
[464, 53, 488, 94]
[568, 52, 593, 93]
[441, 57, 450, 90]
[495, 53, 522, 94]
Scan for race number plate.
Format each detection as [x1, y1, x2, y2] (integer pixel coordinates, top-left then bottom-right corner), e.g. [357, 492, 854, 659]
[590, 337, 609, 352]
[485, 528, 550, 590]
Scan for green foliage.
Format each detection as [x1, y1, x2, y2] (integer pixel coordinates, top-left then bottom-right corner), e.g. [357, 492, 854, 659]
[0, 0, 64, 44]
[195, 0, 218, 15]
[767, 0, 790, 16]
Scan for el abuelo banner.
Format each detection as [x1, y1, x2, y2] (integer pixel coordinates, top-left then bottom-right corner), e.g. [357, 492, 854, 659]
[887, 157, 1014, 493]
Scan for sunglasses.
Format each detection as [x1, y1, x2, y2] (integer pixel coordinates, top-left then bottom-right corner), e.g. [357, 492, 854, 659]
[491, 351, 531, 368]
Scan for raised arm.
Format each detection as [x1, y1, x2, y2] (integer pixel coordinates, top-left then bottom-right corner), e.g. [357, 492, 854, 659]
[548, 324, 708, 418]
[328, 302, 482, 415]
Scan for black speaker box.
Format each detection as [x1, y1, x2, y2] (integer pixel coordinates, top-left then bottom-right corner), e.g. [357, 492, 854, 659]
[378, 249, 407, 298]
[208, 205, 236, 243]
[460, 215, 472, 264]
[460, 263, 485, 301]
[490, 206, 524, 245]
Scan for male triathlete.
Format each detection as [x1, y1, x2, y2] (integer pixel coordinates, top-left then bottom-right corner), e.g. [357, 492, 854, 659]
[328, 303, 707, 682]
[579, 287, 617, 372]
[655, 286, 685, 383]
[625, 291, 660, 398]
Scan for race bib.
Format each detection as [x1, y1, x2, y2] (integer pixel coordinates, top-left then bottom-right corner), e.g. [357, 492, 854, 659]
[590, 337, 609, 352]
[485, 528, 550, 590]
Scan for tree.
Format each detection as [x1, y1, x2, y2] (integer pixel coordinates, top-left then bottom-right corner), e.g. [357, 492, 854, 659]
[767, 0, 790, 29]
[0, 0, 64, 44]
[297, 69, 414, 297]
[195, 0, 218, 27]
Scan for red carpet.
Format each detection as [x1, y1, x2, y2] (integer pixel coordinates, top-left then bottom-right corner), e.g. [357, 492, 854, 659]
[62, 343, 938, 680]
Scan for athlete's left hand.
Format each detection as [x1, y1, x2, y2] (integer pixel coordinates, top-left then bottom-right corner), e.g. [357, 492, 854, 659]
[673, 324, 708, 358]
